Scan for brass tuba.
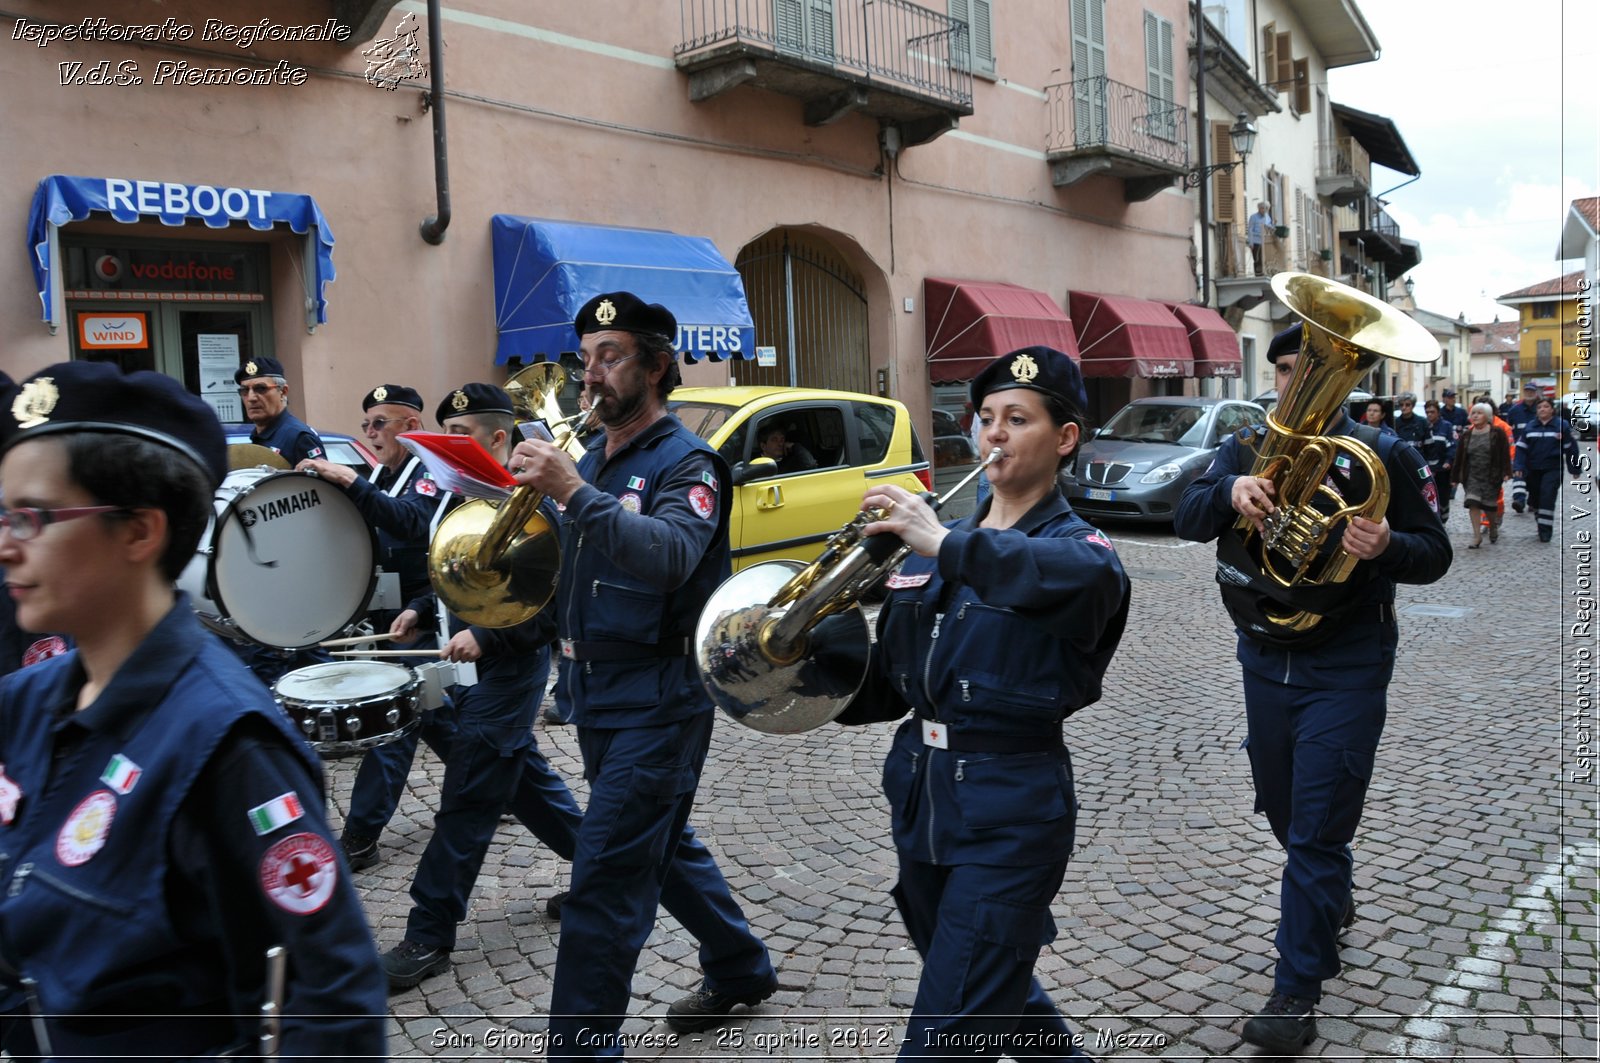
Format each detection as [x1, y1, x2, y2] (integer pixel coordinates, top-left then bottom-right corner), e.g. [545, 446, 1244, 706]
[694, 452, 998, 733]
[425, 363, 593, 628]
[1241, 273, 1440, 631]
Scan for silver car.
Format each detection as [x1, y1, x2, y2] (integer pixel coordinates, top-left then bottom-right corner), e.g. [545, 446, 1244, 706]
[1061, 396, 1265, 523]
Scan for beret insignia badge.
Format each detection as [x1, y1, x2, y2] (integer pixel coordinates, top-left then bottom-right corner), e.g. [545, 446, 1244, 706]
[595, 299, 618, 326]
[451, 390, 469, 412]
[372, 385, 389, 403]
[13, 377, 59, 429]
[1009, 353, 1040, 384]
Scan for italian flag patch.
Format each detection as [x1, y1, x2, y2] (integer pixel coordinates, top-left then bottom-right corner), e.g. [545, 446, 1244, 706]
[627, 476, 647, 490]
[248, 792, 306, 836]
[100, 754, 142, 795]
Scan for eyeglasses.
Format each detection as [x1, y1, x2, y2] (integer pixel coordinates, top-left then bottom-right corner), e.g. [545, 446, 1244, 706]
[571, 352, 645, 382]
[0, 505, 133, 542]
[360, 417, 401, 433]
[236, 383, 281, 397]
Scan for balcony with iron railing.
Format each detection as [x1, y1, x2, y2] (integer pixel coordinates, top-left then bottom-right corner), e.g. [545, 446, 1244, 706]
[1343, 194, 1405, 263]
[675, 0, 973, 147]
[1044, 75, 1190, 201]
[1315, 136, 1370, 206]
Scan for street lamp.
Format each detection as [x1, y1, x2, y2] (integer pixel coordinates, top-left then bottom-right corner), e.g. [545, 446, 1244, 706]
[1182, 113, 1257, 188]
[1403, 275, 1415, 299]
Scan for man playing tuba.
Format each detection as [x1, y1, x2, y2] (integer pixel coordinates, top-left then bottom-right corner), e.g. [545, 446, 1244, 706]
[1174, 320, 1451, 1055]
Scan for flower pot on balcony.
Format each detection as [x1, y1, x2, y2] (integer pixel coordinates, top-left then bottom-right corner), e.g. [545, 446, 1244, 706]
[1319, 248, 1333, 261]
[1273, 225, 1290, 239]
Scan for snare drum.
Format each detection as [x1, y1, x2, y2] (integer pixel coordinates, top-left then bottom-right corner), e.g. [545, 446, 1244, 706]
[178, 468, 376, 650]
[272, 660, 421, 756]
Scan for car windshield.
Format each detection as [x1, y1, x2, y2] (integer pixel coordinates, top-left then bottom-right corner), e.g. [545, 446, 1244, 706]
[1097, 403, 1206, 446]
[669, 402, 738, 441]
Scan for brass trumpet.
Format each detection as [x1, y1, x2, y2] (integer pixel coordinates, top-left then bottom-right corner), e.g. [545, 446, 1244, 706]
[425, 363, 594, 628]
[694, 451, 1000, 733]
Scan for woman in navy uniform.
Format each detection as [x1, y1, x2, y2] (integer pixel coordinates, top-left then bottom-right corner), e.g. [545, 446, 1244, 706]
[1514, 396, 1582, 542]
[0, 362, 386, 1059]
[841, 346, 1130, 1061]
[378, 383, 585, 989]
[1421, 399, 1456, 522]
[509, 292, 777, 1059]
[299, 384, 457, 870]
[235, 356, 325, 465]
[1174, 323, 1451, 1054]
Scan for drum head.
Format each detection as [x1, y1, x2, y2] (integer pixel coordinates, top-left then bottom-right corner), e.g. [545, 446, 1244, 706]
[274, 660, 414, 701]
[211, 472, 377, 650]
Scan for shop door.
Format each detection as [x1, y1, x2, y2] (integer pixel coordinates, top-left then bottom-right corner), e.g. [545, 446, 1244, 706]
[172, 306, 265, 423]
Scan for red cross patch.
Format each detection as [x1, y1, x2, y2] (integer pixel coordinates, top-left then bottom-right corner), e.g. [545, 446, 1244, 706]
[21, 636, 69, 668]
[688, 484, 716, 520]
[414, 476, 438, 497]
[259, 833, 339, 915]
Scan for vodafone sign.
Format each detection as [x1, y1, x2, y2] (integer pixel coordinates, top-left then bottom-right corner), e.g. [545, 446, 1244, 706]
[78, 312, 148, 349]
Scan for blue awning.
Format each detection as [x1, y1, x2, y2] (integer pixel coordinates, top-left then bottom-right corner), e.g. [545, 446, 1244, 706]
[492, 215, 755, 366]
[28, 174, 336, 332]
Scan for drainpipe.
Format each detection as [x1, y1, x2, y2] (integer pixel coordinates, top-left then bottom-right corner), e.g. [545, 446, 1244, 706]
[1194, 0, 1210, 308]
[419, 0, 450, 245]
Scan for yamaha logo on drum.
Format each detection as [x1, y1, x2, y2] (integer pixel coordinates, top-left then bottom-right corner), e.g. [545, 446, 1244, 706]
[240, 487, 324, 527]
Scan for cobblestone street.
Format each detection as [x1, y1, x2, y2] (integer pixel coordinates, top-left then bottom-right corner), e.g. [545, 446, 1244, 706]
[338, 478, 1599, 1061]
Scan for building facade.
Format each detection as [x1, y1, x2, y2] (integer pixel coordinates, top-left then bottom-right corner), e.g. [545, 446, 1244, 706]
[1496, 271, 1589, 401]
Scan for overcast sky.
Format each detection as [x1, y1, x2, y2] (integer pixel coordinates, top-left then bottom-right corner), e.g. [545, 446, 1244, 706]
[1325, 0, 1597, 325]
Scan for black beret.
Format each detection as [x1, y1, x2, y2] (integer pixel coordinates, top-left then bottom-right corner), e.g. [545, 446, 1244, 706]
[3, 361, 228, 489]
[1266, 322, 1303, 364]
[437, 382, 514, 426]
[970, 346, 1087, 416]
[234, 356, 287, 384]
[362, 384, 424, 412]
[575, 291, 677, 342]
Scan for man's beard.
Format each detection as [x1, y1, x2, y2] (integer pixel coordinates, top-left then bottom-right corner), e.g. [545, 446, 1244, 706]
[596, 383, 648, 428]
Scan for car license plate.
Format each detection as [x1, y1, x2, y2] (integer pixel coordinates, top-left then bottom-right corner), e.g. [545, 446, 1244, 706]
[1086, 488, 1115, 501]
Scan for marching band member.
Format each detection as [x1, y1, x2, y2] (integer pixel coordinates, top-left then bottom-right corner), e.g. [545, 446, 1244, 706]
[1174, 323, 1450, 1054]
[299, 384, 454, 871]
[509, 292, 777, 1058]
[1513, 395, 1582, 542]
[378, 383, 585, 989]
[235, 356, 325, 465]
[839, 346, 1130, 1061]
[0, 362, 385, 1059]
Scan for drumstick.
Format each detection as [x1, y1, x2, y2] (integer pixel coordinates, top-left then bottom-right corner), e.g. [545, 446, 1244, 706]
[327, 649, 443, 659]
[318, 632, 402, 648]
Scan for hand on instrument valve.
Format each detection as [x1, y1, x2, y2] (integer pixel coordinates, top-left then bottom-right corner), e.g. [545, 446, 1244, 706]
[390, 609, 419, 640]
[1340, 515, 1390, 560]
[861, 483, 947, 558]
[508, 439, 584, 506]
[1231, 475, 1277, 531]
[296, 457, 357, 487]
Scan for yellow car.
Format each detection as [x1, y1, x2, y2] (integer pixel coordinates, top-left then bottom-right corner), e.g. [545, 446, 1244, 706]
[669, 387, 932, 570]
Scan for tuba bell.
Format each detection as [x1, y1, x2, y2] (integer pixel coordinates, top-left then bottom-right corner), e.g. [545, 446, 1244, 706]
[694, 451, 999, 733]
[425, 363, 594, 628]
[1239, 273, 1440, 631]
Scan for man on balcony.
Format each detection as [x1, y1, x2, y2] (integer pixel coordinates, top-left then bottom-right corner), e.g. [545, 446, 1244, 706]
[1247, 202, 1273, 276]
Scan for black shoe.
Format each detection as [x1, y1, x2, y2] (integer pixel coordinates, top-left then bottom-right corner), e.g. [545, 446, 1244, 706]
[545, 890, 570, 920]
[382, 939, 451, 991]
[665, 976, 779, 1033]
[341, 832, 379, 872]
[544, 708, 571, 726]
[1513, 502, 1526, 513]
[1340, 897, 1356, 934]
[1241, 992, 1317, 1054]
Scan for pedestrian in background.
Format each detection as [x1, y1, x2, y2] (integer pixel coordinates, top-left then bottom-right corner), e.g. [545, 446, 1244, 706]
[1504, 383, 1542, 512]
[1393, 393, 1429, 448]
[1362, 400, 1395, 435]
[1422, 399, 1456, 522]
[1439, 388, 1469, 431]
[1247, 201, 1273, 276]
[839, 345, 1129, 1061]
[1453, 403, 1511, 548]
[1513, 396, 1581, 543]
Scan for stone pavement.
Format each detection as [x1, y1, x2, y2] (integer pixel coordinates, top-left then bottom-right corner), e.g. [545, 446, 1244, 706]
[334, 467, 1598, 1061]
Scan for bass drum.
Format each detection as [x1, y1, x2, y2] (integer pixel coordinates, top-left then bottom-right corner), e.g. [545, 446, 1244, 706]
[177, 468, 376, 650]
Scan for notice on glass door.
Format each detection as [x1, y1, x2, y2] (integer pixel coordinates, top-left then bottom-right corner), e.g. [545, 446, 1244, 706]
[198, 334, 242, 422]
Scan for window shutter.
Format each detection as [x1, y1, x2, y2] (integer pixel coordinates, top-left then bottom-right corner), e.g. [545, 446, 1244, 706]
[950, 0, 970, 69]
[1262, 23, 1277, 92]
[775, 0, 804, 51]
[971, 0, 995, 76]
[1295, 189, 1306, 265]
[1275, 31, 1293, 91]
[1292, 57, 1309, 114]
[1212, 121, 1237, 222]
[810, 0, 835, 60]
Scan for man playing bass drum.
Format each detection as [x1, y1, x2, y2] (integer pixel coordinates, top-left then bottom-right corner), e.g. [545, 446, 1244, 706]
[836, 346, 1130, 1060]
[1174, 322, 1451, 1055]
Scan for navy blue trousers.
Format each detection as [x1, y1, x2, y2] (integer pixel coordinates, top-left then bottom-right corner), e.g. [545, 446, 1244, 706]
[546, 712, 773, 1060]
[1242, 672, 1386, 1001]
[1526, 466, 1561, 540]
[406, 657, 585, 950]
[893, 859, 1088, 1061]
[344, 706, 457, 838]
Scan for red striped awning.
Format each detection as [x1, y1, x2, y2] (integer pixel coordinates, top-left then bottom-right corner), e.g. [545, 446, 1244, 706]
[924, 278, 1081, 383]
[1164, 303, 1242, 378]
[1068, 291, 1194, 378]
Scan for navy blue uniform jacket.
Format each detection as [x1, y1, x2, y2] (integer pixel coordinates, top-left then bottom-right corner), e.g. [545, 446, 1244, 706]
[250, 410, 324, 466]
[1174, 413, 1451, 688]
